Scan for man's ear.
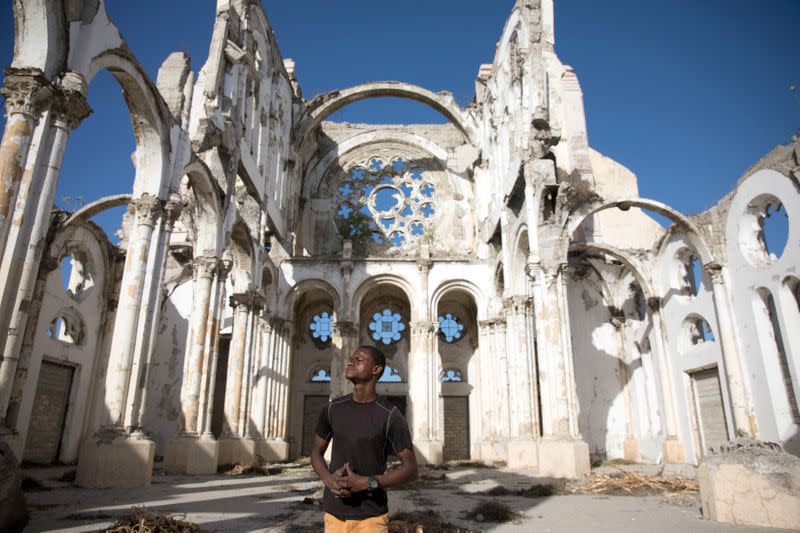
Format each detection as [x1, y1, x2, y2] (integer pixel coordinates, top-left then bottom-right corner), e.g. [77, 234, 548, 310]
[373, 364, 384, 378]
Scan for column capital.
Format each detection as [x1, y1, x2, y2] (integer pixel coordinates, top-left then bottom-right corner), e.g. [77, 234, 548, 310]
[608, 306, 625, 330]
[333, 320, 358, 337]
[50, 72, 91, 130]
[229, 291, 265, 311]
[131, 194, 163, 228]
[0, 67, 50, 118]
[192, 254, 220, 280]
[410, 320, 436, 336]
[703, 262, 725, 284]
[163, 195, 184, 231]
[503, 295, 533, 316]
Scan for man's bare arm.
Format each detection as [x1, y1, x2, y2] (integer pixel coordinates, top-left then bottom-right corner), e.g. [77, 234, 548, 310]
[310, 435, 350, 497]
[344, 447, 418, 492]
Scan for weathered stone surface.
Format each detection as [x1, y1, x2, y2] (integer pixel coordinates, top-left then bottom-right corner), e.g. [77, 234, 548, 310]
[698, 439, 800, 529]
[0, 440, 29, 532]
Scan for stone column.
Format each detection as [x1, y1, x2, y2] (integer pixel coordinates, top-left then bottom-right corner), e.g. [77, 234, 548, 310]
[705, 262, 754, 437]
[647, 297, 685, 463]
[528, 261, 590, 478]
[408, 320, 442, 464]
[610, 311, 640, 463]
[0, 68, 49, 258]
[129, 198, 183, 433]
[251, 316, 269, 441]
[219, 292, 255, 466]
[0, 76, 89, 428]
[200, 256, 231, 438]
[276, 321, 294, 442]
[477, 320, 499, 462]
[331, 320, 357, 398]
[76, 194, 163, 488]
[164, 254, 221, 475]
[503, 296, 539, 467]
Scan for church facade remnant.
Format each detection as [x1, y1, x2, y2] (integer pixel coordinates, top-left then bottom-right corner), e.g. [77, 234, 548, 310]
[0, 0, 798, 488]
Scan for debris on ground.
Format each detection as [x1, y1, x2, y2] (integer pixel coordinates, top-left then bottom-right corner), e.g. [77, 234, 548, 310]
[484, 483, 560, 497]
[465, 501, 518, 523]
[20, 476, 49, 491]
[571, 470, 699, 497]
[389, 510, 474, 532]
[225, 463, 283, 476]
[104, 506, 206, 533]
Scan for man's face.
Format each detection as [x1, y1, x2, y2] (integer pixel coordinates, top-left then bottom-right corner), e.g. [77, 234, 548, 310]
[345, 347, 381, 383]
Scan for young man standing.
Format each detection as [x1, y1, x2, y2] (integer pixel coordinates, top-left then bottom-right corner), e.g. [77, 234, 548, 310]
[311, 345, 418, 532]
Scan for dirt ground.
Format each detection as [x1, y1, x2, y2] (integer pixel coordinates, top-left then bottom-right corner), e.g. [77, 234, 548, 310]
[20, 461, 795, 532]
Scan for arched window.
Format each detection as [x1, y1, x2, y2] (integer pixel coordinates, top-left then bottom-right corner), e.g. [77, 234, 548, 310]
[369, 309, 405, 345]
[682, 315, 715, 349]
[674, 248, 702, 297]
[47, 313, 85, 345]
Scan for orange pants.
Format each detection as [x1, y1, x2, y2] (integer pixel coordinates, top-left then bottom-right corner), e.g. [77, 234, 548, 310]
[323, 512, 389, 532]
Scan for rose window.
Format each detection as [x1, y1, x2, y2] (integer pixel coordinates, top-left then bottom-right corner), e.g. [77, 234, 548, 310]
[335, 156, 437, 247]
[438, 313, 465, 343]
[309, 311, 333, 343]
[369, 309, 406, 345]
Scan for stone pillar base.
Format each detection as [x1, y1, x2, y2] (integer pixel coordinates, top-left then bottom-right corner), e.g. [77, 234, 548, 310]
[479, 441, 506, 465]
[414, 440, 443, 465]
[537, 438, 590, 478]
[623, 437, 640, 463]
[76, 434, 155, 488]
[662, 437, 686, 464]
[164, 436, 219, 475]
[218, 437, 256, 467]
[506, 439, 539, 469]
[699, 440, 800, 529]
[256, 439, 289, 462]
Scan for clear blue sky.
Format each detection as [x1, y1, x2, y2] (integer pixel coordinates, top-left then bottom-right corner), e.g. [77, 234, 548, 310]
[0, 1, 798, 236]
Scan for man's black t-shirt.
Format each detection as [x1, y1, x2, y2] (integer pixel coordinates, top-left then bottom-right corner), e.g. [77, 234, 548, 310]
[315, 394, 413, 519]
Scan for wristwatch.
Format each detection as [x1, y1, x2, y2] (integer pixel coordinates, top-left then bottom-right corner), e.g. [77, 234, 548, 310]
[367, 476, 381, 495]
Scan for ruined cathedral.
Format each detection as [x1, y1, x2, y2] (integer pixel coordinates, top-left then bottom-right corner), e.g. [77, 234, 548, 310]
[0, 0, 798, 488]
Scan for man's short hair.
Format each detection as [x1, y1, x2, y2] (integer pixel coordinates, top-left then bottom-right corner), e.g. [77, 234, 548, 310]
[358, 345, 386, 370]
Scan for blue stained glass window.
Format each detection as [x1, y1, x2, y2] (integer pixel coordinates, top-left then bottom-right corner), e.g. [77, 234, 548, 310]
[410, 169, 423, 180]
[442, 369, 463, 382]
[409, 221, 424, 236]
[392, 159, 407, 172]
[338, 182, 354, 197]
[369, 158, 384, 172]
[400, 183, 413, 198]
[420, 203, 435, 218]
[438, 313, 464, 342]
[400, 205, 414, 218]
[351, 168, 366, 181]
[369, 309, 405, 345]
[389, 231, 406, 247]
[310, 311, 333, 343]
[379, 365, 403, 382]
[311, 368, 332, 382]
[420, 183, 435, 198]
[337, 203, 354, 219]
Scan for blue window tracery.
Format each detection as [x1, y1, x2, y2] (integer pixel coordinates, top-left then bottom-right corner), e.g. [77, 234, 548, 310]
[438, 313, 465, 343]
[441, 369, 463, 382]
[311, 368, 332, 382]
[379, 365, 403, 382]
[334, 156, 438, 248]
[369, 309, 405, 345]
[310, 311, 333, 343]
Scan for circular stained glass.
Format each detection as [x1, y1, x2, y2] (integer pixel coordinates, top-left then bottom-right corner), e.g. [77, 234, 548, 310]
[334, 156, 438, 248]
[438, 313, 464, 343]
[441, 369, 463, 382]
[369, 309, 405, 345]
[310, 312, 333, 343]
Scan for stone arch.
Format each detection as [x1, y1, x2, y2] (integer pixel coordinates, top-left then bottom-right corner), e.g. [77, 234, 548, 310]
[183, 158, 223, 257]
[510, 225, 530, 294]
[282, 278, 342, 320]
[84, 49, 174, 196]
[296, 82, 476, 146]
[352, 274, 417, 323]
[430, 280, 487, 322]
[569, 242, 655, 301]
[302, 130, 456, 198]
[62, 194, 132, 229]
[567, 197, 714, 264]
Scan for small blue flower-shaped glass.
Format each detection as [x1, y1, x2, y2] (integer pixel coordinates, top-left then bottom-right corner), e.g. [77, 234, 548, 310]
[310, 311, 333, 343]
[369, 309, 405, 345]
[438, 313, 464, 343]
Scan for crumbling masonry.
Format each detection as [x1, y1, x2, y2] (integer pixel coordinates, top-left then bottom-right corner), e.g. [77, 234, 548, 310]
[0, 0, 798, 488]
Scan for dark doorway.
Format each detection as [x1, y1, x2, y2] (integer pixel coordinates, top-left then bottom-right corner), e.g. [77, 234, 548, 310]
[24, 361, 74, 464]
